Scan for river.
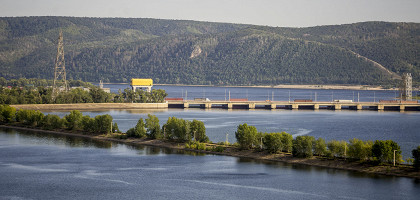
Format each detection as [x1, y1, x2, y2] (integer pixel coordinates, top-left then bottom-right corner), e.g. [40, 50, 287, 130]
[1, 85, 419, 199]
[44, 85, 420, 159]
[1, 128, 419, 200]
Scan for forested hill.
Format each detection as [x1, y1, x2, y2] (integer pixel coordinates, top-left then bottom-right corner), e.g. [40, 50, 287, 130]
[0, 17, 419, 86]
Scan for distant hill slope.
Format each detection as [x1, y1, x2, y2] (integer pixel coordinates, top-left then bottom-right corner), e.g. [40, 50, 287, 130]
[0, 17, 419, 86]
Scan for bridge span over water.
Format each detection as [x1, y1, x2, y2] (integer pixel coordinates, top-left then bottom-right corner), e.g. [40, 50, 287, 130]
[167, 100, 420, 111]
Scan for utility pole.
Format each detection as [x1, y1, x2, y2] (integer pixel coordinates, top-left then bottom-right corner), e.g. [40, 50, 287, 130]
[272, 91, 274, 101]
[226, 133, 229, 145]
[394, 150, 397, 166]
[373, 91, 376, 102]
[344, 142, 347, 160]
[53, 30, 68, 97]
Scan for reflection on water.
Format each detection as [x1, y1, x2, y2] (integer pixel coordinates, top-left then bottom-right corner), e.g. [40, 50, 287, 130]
[1, 128, 420, 200]
[1, 127, 113, 149]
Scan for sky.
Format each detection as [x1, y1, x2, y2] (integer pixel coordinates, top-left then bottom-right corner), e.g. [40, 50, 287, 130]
[1, 0, 420, 27]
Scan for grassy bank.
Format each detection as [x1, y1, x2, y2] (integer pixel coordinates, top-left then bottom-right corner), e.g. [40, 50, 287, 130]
[1, 124, 419, 179]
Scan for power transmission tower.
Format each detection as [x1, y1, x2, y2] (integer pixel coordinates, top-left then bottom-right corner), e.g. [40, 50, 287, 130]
[399, 73, 412, 101]
[53, 30, 68, 96]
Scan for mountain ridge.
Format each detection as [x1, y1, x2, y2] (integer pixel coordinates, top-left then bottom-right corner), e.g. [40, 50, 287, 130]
[0, 17, 419, 86]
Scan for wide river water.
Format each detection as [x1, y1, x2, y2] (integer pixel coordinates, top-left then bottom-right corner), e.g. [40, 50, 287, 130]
[1, 85, 419, 199]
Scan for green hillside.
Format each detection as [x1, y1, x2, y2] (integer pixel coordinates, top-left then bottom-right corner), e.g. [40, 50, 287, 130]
[0, 17, 419, 86]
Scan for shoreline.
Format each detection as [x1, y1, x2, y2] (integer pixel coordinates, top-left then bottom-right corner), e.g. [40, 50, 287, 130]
[103, 83, 400, 91]
[1, 125, 419, 179]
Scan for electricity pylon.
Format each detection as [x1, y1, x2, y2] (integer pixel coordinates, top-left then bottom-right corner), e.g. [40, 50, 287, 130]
[399, 73, 412, 101]
[53, 30, 68, 97]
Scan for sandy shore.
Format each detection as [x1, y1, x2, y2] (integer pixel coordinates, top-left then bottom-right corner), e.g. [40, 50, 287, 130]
[1, 124, 419, 179]
[153, 83, 396, 90]
[10, 103, 168, 111]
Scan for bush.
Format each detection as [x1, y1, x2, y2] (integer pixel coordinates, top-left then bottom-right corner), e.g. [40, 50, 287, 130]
[212, 146, 225, 152]
[185, 141, 206, 150]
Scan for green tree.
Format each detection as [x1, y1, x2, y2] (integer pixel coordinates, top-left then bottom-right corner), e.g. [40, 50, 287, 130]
[0, 105, 16, 123]
[327, 140, 347, 158]
[292, 136, 315, 158]
[128, 118, 146, 138]
[314, 138, 327, 156]
[163, 117, 191, 142]
[93, 114, 113, 134]
[235, 123, 258, 149]
[64, 110, 83, 130]
[190, 119, 208, 142]
[112, 122, 121, 133]
[348, 138, 373, 161]
[89, 87, 112, 103]
[372, 140, 402, 164]
[16, 109, 44, 127]
[145, 114, 162, 139]
[41, 114, 64, 130]
[280, 132, 293, 153]
[412, 146, 420, 170]
[263, 132, 282, 153]
[81, 115, 95, 133]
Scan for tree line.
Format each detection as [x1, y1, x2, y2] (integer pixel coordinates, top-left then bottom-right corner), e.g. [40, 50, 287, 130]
[235, 123, 420, 169]
[0, 105, 119, 134]
[0, 78, 167, 104]
[1, 105, 419, 170]
[0, 105, 209, 143]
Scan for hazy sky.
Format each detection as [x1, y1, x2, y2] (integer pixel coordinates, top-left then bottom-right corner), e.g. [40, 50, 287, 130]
[1, 0, 420, 27]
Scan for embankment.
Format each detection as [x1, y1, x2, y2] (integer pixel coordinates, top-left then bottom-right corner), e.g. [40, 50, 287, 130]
[10, 103, 168, 110]
[1, 124, 419, 179]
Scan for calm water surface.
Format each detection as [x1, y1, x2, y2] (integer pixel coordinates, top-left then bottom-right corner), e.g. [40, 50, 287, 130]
[2, 86, 419, 199]
[44, 109, 420, 159]
[1, 129, 419, 200]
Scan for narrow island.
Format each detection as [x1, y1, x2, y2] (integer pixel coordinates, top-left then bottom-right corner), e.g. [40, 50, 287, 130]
[1, 105, 420, 179]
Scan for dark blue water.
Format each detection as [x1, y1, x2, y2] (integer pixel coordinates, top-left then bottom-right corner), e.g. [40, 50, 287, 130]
[2, 85, 418, 199]
[103, 84, 418, 102]
[43, 109, 420, 160]
[1, 129, 419, 200]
